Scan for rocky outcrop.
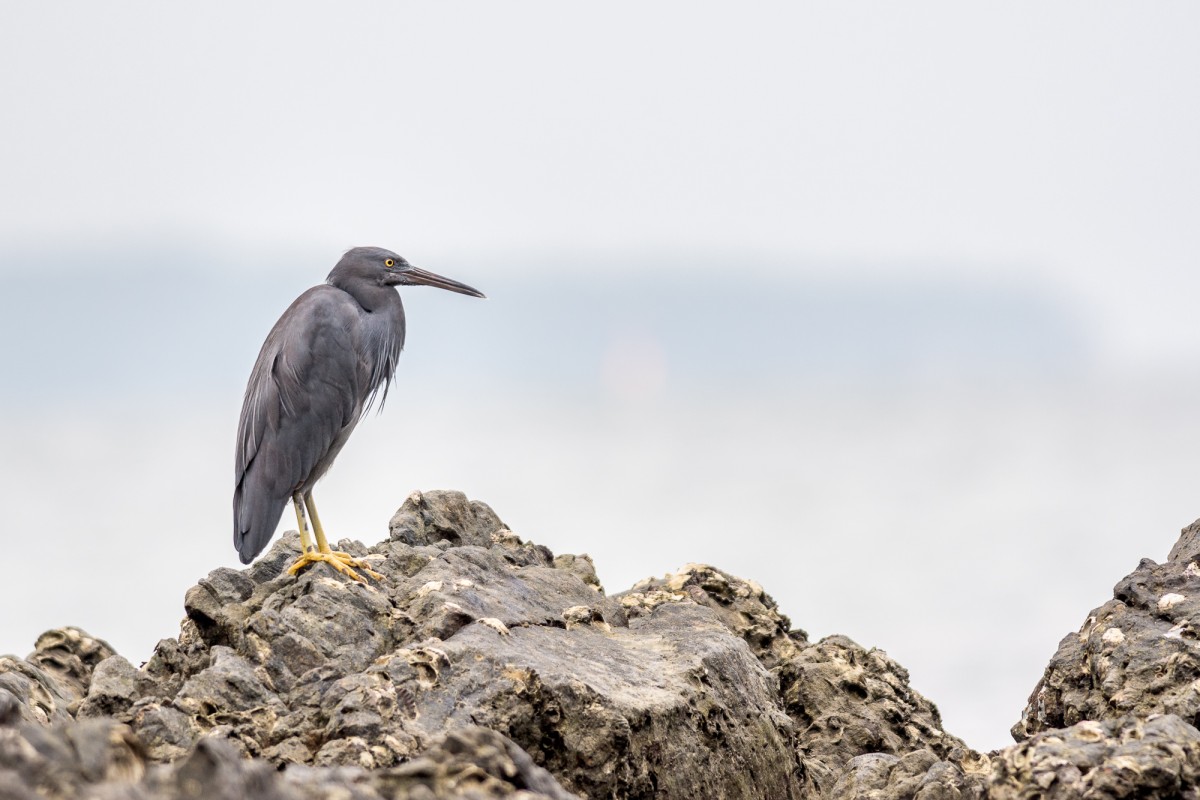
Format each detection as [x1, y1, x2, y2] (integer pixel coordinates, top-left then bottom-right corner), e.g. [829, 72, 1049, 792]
[1013, 518, 1200, 741]
[992, 715, 1200, 799]
[0, 717, 577, 800]
[3, 491, 1200, 799]
[829, 714, 1200, 800]
[620, 566, 970, 795]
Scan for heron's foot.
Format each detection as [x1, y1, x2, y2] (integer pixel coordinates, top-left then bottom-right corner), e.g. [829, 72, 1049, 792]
[287, 549, 384, 583]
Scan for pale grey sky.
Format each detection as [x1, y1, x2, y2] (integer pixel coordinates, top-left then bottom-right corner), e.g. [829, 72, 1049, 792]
[2, 2, 1199, 752]
[2, 2, 1198, 365]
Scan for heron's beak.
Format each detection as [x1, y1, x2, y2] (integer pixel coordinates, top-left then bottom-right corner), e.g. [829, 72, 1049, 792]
[400, 266, 486, 298]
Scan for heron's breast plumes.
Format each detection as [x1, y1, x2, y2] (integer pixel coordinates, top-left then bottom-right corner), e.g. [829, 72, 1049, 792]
[360, 310, 405, 416]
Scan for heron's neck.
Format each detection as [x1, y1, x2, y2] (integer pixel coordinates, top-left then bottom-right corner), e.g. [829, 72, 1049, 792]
[330, 276, 400, 313]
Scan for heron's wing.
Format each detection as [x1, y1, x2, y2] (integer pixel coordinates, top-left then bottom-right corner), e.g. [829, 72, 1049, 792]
[233, 286, 368, 562]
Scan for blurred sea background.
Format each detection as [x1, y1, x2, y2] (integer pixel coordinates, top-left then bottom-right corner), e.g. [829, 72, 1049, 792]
[2, 3, 1199, 752]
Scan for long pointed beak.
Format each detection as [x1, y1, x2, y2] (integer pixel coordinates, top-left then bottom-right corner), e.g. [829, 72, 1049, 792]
[403, 266, 486, 298]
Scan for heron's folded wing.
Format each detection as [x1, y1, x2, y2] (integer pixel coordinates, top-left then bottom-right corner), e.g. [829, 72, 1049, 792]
[233, 286, 365, 560]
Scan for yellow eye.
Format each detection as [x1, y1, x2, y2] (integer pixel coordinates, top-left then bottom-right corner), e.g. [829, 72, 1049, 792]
[385, 258, 395, 267]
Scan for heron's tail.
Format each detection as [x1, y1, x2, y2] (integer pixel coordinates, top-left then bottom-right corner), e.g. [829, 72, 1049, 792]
[233, 481, 288, 564]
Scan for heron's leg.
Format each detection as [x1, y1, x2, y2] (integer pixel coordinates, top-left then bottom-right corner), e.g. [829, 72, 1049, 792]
[306, 491, 382, 579]
[304, 492, 337, 555]
[293, 493, 315, 554]
[285, 491, 383, 583]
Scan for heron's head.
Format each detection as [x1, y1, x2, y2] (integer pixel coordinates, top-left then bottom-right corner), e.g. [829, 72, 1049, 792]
[333, 246, 486, 298]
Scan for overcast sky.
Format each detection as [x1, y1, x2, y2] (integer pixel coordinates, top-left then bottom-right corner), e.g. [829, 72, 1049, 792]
[3, 3, 1198, 365]
[2, 2, 1199, 752]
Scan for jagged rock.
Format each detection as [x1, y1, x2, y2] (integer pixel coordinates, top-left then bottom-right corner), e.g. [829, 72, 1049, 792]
[0, 717, 145, 797]
[406, 601, 799, 798]
[27, 628, 118, 705]
[21, 488, 1200, 799]
[380, 726, 582, 799]
[992, 715, 1200, 799]
[78, 656, 141, 721]
[1015, 517, 1200, 740]
[621, 563, 968, 795]
[0, 690, 20, 727]
[0, 491, 970, 798]
[0, 627, 117, 726]
[780, 635, 972, 794]
[620, 562, 805, 669]
[550, 554, 603, 594]
[113, 492, 813, 798]
[828, 749, 988, 800]
[128, 701, 199, 763]
[389, 491, 523, 555]
[0, 722, 578, 799]
[829, 715, 1200, 799]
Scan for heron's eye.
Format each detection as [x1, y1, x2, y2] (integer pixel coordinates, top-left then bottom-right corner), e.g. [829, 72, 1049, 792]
[385, 258, 395, 268]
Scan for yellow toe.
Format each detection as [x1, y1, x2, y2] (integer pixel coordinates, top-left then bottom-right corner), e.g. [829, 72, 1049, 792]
[287, 550, 382, 583]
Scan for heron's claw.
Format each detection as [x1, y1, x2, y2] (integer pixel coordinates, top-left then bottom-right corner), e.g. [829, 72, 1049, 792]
[287, 550, 384, 583]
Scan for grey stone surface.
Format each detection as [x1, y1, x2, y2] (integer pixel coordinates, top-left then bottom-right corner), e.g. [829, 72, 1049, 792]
[118, 491, 811, 798]
[0, 719, 577, 800]
[826, 714, 1200, 800]
[993, 714, 1200, 800]
[781, 635, 973, 795]
[0, 627, 116, 727]
[8, 490, 1199, 798]
[829, 750, 988, 800]
[77, 655, 140, 721]
[1015, 516, 1200, 741]
[620, 563, 970, 796]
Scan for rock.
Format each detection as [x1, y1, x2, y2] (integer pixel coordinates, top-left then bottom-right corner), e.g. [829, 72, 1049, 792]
[620, 562, 804, 669]
[829, 749, 988, 800]
[551, 554, 604, 594]
[0, 717, 145, 796]
[0, 718, 576, 799]
[0, 690, 20, 727]
[1015, 516, 1200, 740]
[78, 655, 141, 721]
[0, 626, 116, 726]
[779, 635, 973, 794]
[12, 489, 1200, 799]
[111, 492, 815, 798]
[992, 715, 1200, 799]
[26, 627, 118, 703]
[388, 490, 510, 551]
[405, 601, 800, 798]
[621, 563, 968, 795]
[129, 701, 200, 763]
[380, 726, 582, 800]
[1, 491, 968, 798]
[829, 715, 1200, 800]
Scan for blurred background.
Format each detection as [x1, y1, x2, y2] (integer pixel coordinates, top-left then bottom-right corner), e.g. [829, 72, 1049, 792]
[2, 2, 1199, 752]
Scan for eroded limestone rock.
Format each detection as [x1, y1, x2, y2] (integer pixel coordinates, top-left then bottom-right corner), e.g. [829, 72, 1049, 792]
[12, 490, 1194, 799]
[1016, 517, 1200, 740]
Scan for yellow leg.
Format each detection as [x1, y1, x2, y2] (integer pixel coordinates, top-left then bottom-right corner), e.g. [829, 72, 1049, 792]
[286, 491, 383, 583]
[305, 492, 342, 556]
[293, 494, 315, 554]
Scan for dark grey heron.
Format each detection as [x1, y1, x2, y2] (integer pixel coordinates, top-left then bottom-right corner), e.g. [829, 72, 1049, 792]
[234, 246, 484, 582]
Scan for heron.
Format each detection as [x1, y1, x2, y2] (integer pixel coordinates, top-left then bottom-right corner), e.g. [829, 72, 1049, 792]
[234, 246, 485, 582]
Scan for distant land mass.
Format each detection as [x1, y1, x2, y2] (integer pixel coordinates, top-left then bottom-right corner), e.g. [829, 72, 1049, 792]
[0, 246, 1090, 407]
